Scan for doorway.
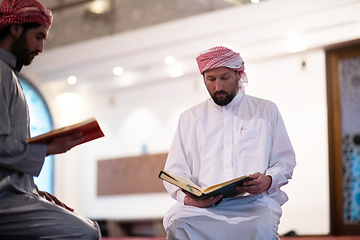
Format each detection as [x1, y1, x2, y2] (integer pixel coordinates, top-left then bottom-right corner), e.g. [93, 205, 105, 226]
[326, 40, 360, 235]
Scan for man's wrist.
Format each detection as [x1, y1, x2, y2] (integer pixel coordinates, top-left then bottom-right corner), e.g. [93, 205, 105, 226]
[266, 175, 272, 191]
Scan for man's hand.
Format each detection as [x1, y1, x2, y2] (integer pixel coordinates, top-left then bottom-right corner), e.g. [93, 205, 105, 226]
[183, 190, 223, 208]
[236, 172, 272, 195]
[46, 132, 84, 156]
[37, 189, 74, 212]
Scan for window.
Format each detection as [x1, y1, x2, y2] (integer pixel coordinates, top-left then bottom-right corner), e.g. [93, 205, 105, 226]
[19, 76, 54, 194]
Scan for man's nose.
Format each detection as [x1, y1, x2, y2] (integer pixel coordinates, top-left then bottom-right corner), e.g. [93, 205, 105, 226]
[37, 41, 44, 53]
[214, 79, 223, 91]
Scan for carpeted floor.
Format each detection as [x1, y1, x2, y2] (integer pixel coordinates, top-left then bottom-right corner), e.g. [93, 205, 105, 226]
[280, 237, 360, 240]
[103, 237, 360, 240]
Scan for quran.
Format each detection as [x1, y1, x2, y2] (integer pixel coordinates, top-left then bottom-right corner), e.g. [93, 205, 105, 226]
[27, 118, 104, 145]
[159, 170, 252, 199]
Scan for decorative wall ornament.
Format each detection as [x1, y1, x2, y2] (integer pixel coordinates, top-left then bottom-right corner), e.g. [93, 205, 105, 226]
[339, 56, 360, 223]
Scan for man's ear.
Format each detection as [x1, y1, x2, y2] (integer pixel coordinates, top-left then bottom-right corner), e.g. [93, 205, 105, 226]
[235, 71, 241, 81]
[9, 24, 23, 38]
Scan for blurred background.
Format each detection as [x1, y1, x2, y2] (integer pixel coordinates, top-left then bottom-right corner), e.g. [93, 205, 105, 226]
[14, 0, 360, 237]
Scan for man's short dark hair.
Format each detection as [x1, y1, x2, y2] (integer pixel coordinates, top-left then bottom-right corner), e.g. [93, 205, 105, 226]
[0, 22, 41, 41]
[202, 69, 238, 78]
[0, 25, 11, 40]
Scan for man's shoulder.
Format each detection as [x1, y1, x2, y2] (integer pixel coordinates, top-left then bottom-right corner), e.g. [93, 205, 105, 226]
[177, 99, 212, 123]
[0, 59, 17, 89]
[183, 98, 210, 113]
[0, 58, 8, 67]
[243, 94, 281, 119]
[244, 94, 277, 108]
[0, 58, 13, 74]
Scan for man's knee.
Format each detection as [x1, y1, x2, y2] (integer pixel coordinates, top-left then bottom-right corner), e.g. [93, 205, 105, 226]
[166, 213, 274, 240]
[245, 213, 274, 239]
[78, 220, 101, 240]
[166, 218, 191, 240]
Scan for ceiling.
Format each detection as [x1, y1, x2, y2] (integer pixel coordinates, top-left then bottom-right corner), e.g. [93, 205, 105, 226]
[38, 0, 261, 49]
[21, 0, 360, 96]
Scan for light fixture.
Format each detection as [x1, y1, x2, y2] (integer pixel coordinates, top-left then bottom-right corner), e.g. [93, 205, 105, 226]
[67, 76, 77, 85]
[89, 0, 110, 15]
[165, 56, 176, 65]
[251, 0, 260, 3]
[113, 66, 124, 76]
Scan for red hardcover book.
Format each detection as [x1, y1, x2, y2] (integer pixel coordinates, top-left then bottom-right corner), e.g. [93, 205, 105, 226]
[27, 117, 104, 145]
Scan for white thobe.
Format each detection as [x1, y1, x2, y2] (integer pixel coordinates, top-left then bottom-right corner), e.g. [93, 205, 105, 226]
[163, 91, 296, 240]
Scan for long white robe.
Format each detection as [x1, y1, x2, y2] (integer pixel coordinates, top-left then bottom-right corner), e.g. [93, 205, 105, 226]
[163, 91, 296, 240]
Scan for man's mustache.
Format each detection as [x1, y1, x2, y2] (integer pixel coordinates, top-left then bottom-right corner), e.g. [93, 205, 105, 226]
[30, 51, 39, 56]
[214, 90, 228, 96]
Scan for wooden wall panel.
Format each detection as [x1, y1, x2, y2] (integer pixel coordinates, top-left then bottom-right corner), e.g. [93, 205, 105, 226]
[97, 153, 168, 196]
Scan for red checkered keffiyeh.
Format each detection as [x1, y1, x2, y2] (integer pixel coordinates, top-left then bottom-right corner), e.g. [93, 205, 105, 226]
[0, 0, 52, 30]
[196, 46, 248, 92]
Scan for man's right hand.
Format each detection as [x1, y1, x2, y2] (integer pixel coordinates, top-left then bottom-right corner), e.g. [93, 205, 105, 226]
[183, 190, 223, 208]
[45, 132, 84, 156]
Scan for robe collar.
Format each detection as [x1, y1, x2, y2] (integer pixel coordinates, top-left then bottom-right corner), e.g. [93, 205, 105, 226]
[0, 48, 21, 72]
[210, 90, 244, 109]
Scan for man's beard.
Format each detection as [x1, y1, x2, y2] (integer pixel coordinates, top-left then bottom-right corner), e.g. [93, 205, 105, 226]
[211, 90, 236, 106]
[210, 79, 239, 106]
[11, 34, 37, 67]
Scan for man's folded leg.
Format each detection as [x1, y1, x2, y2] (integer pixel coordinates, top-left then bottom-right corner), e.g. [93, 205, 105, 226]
[165, 198, 279, 240]
[0, 194, 101, 240]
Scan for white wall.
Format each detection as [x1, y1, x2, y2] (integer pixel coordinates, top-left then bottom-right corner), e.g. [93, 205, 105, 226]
[246, 50, 329, 235]
[23, 0, 360, 235]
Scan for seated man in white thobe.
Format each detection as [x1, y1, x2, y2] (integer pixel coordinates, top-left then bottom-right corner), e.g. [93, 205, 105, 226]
[0, 0, 101, 239]
[162, 46, 296, 240]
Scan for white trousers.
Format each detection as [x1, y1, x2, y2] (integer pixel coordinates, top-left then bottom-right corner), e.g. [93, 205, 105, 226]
[164, 196, 282, 240]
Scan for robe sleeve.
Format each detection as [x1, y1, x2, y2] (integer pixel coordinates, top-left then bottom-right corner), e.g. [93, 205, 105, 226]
[0, 66, 46, 177]
[264, 104, 296, 204]
[163, 113, 191, 204]
[0, 135, 47, 177]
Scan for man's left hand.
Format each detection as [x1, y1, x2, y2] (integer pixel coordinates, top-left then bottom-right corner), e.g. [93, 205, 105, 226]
[37, 189, 74, 212]
[236, 172, 272, 195]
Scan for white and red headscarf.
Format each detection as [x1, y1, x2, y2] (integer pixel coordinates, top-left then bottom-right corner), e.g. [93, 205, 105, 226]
[0, 0, 52, 30]
[196, 46, 248, 92]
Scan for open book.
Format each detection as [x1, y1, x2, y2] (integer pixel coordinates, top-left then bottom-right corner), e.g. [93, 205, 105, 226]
[27, 117, 105, 145]
[159, 170, 252, 199]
